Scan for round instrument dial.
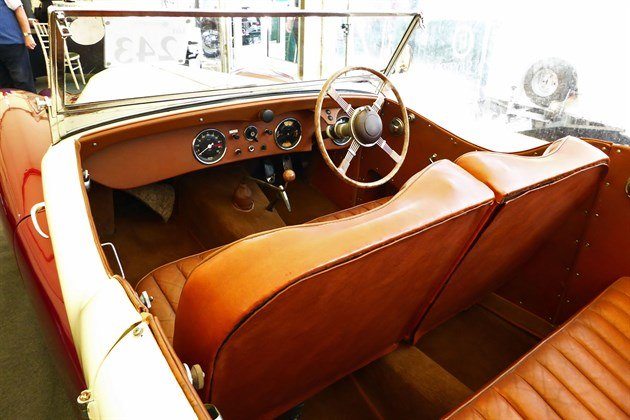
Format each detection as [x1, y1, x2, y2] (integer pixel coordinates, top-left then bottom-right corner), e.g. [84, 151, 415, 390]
[192, 129, 227, 165]
[274, 118, 302, 150]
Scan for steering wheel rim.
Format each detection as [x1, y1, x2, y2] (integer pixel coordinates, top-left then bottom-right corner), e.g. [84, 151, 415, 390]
[314, 66, 409, 189]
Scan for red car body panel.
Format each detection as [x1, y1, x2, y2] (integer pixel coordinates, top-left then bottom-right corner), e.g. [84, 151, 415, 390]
[0, 90, 84, 393]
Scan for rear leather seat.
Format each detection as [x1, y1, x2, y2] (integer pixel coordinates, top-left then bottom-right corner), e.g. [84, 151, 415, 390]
[447, 276, 630, 419]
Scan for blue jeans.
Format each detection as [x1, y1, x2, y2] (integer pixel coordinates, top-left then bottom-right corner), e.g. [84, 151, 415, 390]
[0, 44, 36, 93]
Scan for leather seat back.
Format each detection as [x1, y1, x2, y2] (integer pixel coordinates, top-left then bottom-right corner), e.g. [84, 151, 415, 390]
[173, 160, 495, 418]
[416, 137, 609, 338]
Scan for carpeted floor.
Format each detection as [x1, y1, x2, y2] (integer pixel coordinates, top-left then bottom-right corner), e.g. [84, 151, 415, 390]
[0, 222, 77, 419]
[303, 304, 540, 419]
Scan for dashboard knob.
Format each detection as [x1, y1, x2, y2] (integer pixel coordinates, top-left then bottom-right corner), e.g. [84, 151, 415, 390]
[283, 169, 296, 183]
[259, 109, 274, 123]
[235, 148, 242, 155]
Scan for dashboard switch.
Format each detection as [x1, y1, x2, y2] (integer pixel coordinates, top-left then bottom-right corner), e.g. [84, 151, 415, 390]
[235, 148, 242, 155]
[248, 145, 255, 152]
[229, 129, 240, 139]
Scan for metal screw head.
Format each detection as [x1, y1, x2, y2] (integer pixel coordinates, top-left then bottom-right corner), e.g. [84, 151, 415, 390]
[616, 149, 622, 153]
[132, 326, 143, 337]
[92, 142, 97, 147]
[199, 117, 204, 122]
[595, 213, 600, 217]
[585, 242, 590, 247]
[605, 182, 611, 187]
[602, 146, 608, 151]
[77, 389, 92, 404]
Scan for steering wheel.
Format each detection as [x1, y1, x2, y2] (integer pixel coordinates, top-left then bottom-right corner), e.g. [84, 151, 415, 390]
[314, 66, 409, 188]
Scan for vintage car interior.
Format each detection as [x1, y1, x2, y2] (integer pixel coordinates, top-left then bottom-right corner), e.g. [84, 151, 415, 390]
[74, 64, 628, 418]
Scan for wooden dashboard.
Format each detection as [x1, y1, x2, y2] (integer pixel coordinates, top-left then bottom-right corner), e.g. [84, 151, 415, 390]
[80, 95, 375, 189]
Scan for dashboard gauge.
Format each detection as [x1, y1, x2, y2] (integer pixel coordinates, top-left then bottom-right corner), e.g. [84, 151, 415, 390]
[332, 116, 352, 146]
[244, 125, 258, 142]
[274, 118, 302, 150]
[192, 128, 227, 165]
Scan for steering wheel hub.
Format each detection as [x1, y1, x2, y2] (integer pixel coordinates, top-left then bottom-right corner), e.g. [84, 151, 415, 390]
[351, 106, 383, 147]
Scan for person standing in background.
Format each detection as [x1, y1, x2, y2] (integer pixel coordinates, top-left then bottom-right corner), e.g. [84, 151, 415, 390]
[0, 0, 36, 93]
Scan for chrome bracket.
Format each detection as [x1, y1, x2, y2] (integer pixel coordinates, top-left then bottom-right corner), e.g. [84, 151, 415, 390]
[101, 242, 126, 279]
[76, 389, 94, 419]
[53, 12, 72, 38]
[30, 202, 49, 239]
[34, 96, 51, 114]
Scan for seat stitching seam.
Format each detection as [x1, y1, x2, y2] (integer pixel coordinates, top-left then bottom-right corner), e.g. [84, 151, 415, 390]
[562, 332, 628, 384]
[491, 387, 527, 419]
[573, 317, 629, 362]
[150, 274, 177, 316]
[471, 406, 487, 419]
[589, 301, 630, 338]
[512, 372, 562, 418]
[548, 343, 628, 414]
[533, 357, 598, 418]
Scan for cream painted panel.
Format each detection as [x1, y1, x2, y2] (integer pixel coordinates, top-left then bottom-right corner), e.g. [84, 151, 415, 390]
[89, 321, 197, 419]
[42, 139, 197, 417]
[42, 139, 142, 380]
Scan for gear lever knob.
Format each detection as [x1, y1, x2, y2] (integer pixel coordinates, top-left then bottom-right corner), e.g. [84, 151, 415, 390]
[283, 169, 296, 183]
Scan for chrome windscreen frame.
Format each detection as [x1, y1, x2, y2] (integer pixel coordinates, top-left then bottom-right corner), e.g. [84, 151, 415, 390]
[47, 7, 422, 142]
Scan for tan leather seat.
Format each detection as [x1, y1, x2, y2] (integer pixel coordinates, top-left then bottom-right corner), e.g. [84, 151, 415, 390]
[447, 276, 630, 419]
[166, 160, 494, 418]
[416, 137, 609, 338]
[136, 199, 392, 343]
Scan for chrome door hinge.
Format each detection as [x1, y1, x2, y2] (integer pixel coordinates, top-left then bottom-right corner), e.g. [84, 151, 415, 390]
[35, 96, 51, 114]
[77, 389, 94, 419]
[54, 12, 72, 38]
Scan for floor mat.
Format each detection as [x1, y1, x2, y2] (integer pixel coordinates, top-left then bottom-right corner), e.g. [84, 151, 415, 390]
[416, 305, 539, 390]
[100, 192, 205, 285]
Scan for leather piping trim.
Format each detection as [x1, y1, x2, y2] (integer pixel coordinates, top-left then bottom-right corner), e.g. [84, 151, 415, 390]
[189, 160, 493, 280]
[205, 198, 494, 403]
[144, 314, 211, 419]
[455, 138, 609, 202]
[444, 279, 624, 418]
[113, 274, 148, 313]
[412, 160, 609, 341]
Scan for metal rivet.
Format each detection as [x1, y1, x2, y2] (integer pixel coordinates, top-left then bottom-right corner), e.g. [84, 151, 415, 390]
[548, 317, 552, 321]
[199, 117, 204, 122]
[595, 213, 599, 217]
[605, 182, 610, 187]
[585, 242, 590, 247]
[92, 142, 97, 147]
[518, 300, 523, 305]
[584, 210, 588, 215]
[566, 299, 571, 303]
[565, 267, 571, 271]
[616, 149, 622, 153]
[601, 146, 608, 151]
[575, 239, 580, 244]
[576, 273, 580, 277]
[132, 326, 143, 337]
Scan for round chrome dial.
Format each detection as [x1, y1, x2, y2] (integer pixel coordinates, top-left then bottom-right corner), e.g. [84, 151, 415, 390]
[192, 128, 227, 165]
[274, 118, 302, 151]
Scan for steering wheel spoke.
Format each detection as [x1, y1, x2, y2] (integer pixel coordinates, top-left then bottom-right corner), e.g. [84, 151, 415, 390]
[339, 140, 361, 175]
[376, 137, 402, 163]
[315, 66, 408, 189]
[328, 87, 355, 117]
[372, 92, 386, 113]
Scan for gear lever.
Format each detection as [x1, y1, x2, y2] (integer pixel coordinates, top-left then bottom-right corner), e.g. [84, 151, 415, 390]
[247, 168, 295, 212]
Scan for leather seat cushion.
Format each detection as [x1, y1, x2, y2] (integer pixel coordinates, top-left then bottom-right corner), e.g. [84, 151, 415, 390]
[136, 248, 222, 342]
[309, 196, 391, 223]
[136, 195, 393, 343]
[447, 277, 630, 419]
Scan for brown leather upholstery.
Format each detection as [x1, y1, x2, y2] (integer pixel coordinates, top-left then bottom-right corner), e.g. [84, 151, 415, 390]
[173, 160, 495, 418]
[308, 196, 391, 223]
[136, 198, 392, 343]
[136, 248, 221, 342]
[447, 276, 630, 419]
[417, 137, 609, 338]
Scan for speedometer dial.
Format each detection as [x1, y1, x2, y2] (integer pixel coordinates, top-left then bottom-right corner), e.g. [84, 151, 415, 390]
[274, 118, 302, 150]
[192, 129, 227, 165]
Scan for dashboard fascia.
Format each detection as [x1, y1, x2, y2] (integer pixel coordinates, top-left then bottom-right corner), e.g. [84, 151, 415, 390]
[80, 95, 374, 190]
